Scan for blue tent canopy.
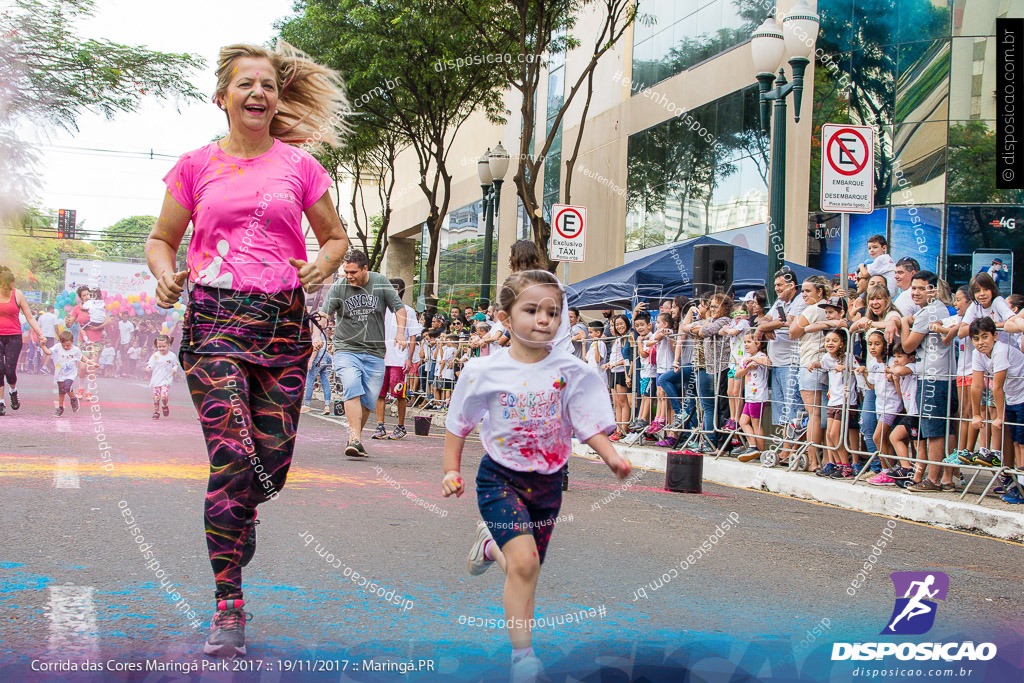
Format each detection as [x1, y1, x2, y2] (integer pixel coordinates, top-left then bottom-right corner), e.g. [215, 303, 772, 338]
[565, 235, 830, 310]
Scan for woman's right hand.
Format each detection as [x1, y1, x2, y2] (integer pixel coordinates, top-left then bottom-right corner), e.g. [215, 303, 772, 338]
[156, 270, 188, 308]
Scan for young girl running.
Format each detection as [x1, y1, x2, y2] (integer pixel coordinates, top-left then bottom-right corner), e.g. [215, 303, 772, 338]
[441, 270, 630, 683]
[861, 330, 904, 485]
[145, 335, 181, 419]
[733, 330, 769, 461]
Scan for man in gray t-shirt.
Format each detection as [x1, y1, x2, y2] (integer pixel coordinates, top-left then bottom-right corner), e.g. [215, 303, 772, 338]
[319, 250, 406, 457]
[568, 307, 588, 359]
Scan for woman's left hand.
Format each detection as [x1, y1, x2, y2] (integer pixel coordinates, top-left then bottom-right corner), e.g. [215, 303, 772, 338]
[289, 258, 324, 291]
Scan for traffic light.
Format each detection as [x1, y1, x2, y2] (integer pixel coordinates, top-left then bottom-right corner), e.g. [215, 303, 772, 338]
[57, 209, 76, 239]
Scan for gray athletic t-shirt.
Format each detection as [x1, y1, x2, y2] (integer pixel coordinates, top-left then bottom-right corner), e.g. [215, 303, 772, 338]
[911, 298, 954, 378]
[320, 271, 403, 358]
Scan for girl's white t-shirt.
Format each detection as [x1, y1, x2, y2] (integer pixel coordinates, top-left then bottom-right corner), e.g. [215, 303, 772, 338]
[99, 346, 115, 365]
[637, 333, 657, 379]
[820, 354, 858, 407]
[944, 314, 972, 378]
[742, 352, 769, 402]
[608, 338, 624, 371]
[652, 332, 673, 374]
[49, 344, 82, 383]
[446, 348, 615, 474]
[728, 319, 751, 367]
[895, 362, 919, 416]
[127, 346, 141, 360]
[440, 346, 456, 380]
[962, 297, 1016, 346]
[867, 357, 903, 417]
[148, 351, 180, 388]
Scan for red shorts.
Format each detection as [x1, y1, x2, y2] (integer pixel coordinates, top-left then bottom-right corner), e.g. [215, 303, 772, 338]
[956, 375, 972, 387]
[379, 365, 408, 399]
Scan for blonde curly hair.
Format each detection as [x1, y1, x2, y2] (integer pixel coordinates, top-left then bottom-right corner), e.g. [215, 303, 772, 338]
[213, 40, 350, 150]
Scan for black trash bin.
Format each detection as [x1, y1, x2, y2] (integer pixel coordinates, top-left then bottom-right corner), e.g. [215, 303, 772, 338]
[665, 450, 703, 493]
[414, 415, 432, 436]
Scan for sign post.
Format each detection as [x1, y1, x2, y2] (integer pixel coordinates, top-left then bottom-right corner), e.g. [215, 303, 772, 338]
[549, 204, 587, 264]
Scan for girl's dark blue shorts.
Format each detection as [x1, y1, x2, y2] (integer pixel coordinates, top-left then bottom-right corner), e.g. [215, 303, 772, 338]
[476, 454, 563, 564]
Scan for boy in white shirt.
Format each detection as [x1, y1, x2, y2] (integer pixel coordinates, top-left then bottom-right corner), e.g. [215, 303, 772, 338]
[439, 334, 458, 405]
[857, 234, 897, 297]
[585, 321, 607, 372]
[40, 330, 82, 416]
[99, 341, 116, 377]
[969, 316, 1024, 503]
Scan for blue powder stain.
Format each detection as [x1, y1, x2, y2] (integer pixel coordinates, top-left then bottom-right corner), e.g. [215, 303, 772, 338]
[0, 563, 25, 569]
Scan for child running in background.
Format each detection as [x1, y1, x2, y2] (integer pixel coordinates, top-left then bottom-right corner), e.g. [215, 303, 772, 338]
[733, 329, 769, 462]
[811, 328, 859, 478]
[861, 330, 904, 486]
[40, 330, 81, 416]
[722, 303, 750, 431]
[145, 334, 180, 420]
[126, 340, 141, 378]
[99, 340, 116, 378]
[442, 270, 630, 683]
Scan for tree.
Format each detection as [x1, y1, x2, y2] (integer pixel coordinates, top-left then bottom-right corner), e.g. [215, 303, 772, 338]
[279, 0, 509, 312]
[0, 0, 205, 220]
[96, 216, 156, 260]
[452, 0, 637, 270]
[2, 228, 96, 296]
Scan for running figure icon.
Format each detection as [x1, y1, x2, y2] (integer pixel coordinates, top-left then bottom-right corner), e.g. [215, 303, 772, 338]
[887, 575, 938, 631]
[882, 571, 949, 635]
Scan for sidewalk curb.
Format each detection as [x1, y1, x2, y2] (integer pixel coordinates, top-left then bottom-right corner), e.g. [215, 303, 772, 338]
[572, 441, 1024, 543]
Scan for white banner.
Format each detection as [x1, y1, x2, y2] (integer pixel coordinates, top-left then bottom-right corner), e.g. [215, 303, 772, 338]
[63, 259, 158, 297]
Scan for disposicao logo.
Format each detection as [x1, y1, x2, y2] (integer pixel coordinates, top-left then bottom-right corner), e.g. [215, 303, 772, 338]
[832, 571, 997, 662]
[883, 571, 948, 635]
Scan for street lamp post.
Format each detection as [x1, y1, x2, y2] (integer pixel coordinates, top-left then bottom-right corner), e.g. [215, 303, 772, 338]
[477, 142, 509, 306]
[751, 0, 819, 303]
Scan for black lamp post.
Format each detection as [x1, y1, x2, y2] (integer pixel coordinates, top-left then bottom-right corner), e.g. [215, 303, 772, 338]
[477, 143, 509, 305]
[751, 0, 819, 304]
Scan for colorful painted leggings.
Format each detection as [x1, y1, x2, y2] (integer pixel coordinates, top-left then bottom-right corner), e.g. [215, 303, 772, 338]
[152, 385, 169, 410]
[181, 352, 306, 600]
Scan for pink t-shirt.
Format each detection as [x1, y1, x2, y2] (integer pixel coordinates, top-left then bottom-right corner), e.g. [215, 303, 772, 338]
[163, 139, 332, 293]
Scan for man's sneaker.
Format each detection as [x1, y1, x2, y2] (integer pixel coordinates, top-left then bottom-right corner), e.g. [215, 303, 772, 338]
[371, 423, 388, 440]
[70, 395, 80, 413]
[239, 510, 259, 568]
[868, 471, 896, 486]
[345, 438, 368, 458]
[972, 449, 1002, 467]
[203, 598, 250, 657]
[300, 405, 311, 414]
[9, 391, 18, 411]
[510, 652, 544, 683]
[53, 406, 63, 417]
[815, 463, 836, 477]
[467, 521, 495, 576]
[907, 478, 942, 492]
[829, 464, 855, 479]
[956, 450, 975, 465]
[1001, 485, 1024, 504]
[389, 425, 407, 440]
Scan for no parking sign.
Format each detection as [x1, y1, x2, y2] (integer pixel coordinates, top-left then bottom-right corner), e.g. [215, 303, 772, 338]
[820, 123, 874, 214]
[549, 204, 586, 262]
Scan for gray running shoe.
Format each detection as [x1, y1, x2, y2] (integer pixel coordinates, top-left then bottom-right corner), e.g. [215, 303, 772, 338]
[389, 425, 407, 440]
[203, 598, 250, 657]
[467, 521, 495, 576]
[345, 438, 368, 458]
[371, 423, 388, 440]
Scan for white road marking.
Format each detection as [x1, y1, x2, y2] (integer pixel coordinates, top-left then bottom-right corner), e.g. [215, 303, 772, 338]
[55, 421, 71, 432]
[46, 586, 99, 660]
[54, 458, 80, 488]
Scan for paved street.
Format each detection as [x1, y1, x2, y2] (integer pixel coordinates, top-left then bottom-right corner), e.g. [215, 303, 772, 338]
[1, 373, 1022, 682]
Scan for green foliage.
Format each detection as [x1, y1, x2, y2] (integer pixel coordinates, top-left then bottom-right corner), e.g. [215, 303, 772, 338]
[2, 232, 96, 296]
[96, 215, 156, 260]
[946, 121, 1024, 205]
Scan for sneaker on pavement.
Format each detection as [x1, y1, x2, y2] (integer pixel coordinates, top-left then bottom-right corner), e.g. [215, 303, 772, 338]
[151, 412, 160, 420]
[609, 430, 623, 442]
[829, 464, 854, 479]
[345, 438, 368, 458]
[239, 510, 259, 568]
[644, 418, 666, 435]
[630, 419, 648, 433]
[53, 406, 62, 417]
[300, 405, 311, 414]
[203, 598, 250, 657]
[1001, 486, 1024, 504]
[654, 437, 676, 447]
[510, 653, 544, 683]
[389, 425, 408, 440]
[321, 405, 331, 415]
[162, 404, 169, 417]
[956, 450, 975, 465]
[371, 423, 388, 440]
[737, 448, 760, 463]
[868, 472, 896, 486]
[907, 478, 942, 492]
[9, 391, 18, 411]
[972, 449, 1002, 467]
[467, 521, 495, 576]
[815, 463, 836, 478]
[70, 395, 80, 413]
[993, 474, 1015, 494]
